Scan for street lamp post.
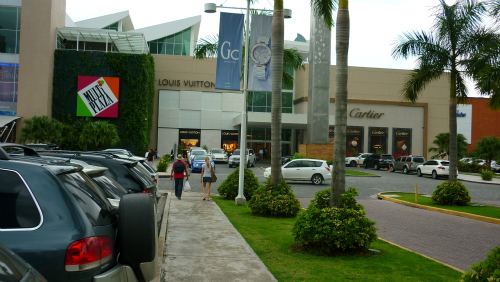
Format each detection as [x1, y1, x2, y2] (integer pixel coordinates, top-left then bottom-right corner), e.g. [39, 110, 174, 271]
[204, 2, 291, 205]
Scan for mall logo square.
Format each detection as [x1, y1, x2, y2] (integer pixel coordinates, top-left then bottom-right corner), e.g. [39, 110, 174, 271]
[77, 76, 120, 118]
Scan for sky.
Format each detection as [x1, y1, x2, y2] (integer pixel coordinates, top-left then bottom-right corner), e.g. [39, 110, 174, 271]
[65, 0, 491, 95]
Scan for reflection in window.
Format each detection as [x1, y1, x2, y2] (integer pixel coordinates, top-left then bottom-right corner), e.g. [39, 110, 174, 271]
[0, 63, 19, 116]
[247, 91, 293, 113]
[148, 28, 191, 56]
[0, 6, 21, 54]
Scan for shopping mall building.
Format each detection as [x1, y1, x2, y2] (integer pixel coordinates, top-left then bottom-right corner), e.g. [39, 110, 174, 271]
[2, 0, 495, 159]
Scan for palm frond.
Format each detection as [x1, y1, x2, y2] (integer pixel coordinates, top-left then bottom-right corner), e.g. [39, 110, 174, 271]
[193, 35, 219, 60]
[310, 0, 337, 29]
[392, 31, 443, 60]
[283, 48, 305, 71]
[402, 64, 444, 102]
[455, 72, 468, 103]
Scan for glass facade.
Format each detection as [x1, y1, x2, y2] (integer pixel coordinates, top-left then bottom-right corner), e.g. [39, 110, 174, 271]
[103, 22, 119, 31]
[0, 63, 19, 116]
[247, 91, 293, 113]
[0, 6, 21, 54]
[148, 28, 191, 56]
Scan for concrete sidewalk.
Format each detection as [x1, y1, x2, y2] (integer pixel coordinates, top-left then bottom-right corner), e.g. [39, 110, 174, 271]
[458, 173, 500, 185]
[160, 191, 276, 282]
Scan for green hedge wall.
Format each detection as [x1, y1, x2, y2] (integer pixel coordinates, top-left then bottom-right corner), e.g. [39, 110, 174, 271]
[52, 50, 155, 155]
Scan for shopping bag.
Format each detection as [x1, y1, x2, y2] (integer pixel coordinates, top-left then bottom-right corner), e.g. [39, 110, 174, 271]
[183, 180, 191, 192]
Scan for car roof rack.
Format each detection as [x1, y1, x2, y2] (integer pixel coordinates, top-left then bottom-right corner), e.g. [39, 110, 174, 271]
[0, 143, 40, 158]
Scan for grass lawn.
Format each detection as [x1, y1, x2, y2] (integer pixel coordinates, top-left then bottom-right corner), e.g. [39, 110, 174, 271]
[386, 192, 500, 219]
[214, 197, 461, 281]
[346, 169, 378, 177]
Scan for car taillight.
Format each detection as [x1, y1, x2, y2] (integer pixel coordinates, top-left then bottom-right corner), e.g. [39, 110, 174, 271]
[325, 166, 331, 172]
[65, 236, 112, 272]
[143, 187, 152, 193]
[437, 166, 445, 170]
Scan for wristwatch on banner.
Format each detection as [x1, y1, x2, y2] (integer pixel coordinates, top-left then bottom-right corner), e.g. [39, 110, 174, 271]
[251, 36, 271, 80]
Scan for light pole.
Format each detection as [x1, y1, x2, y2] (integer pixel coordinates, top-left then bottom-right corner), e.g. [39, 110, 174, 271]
[204, 2, 291, 205]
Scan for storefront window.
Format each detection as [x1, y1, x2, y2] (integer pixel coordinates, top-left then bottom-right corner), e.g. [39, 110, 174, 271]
[178, 128, 200, 152]
[369, 127, 388, 154]
[0, 63, 19, 116]
[0, 6, 21, 54]
[393, 128, 412, 159]
[148, 28, 191, 56]
[329, 126, 364, 156]
[247, 91, 293, 113]
[221, 130, 238, 153]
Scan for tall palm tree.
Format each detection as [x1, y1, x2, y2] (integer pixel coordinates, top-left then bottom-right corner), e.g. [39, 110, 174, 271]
[392, 0, 499, 182]
[310, 0, 347, 207]
[270, 0, 285, 186]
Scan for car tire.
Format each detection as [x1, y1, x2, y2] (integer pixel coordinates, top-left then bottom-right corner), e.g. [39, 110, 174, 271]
[350, 160, 357, 167]
[417, 169, 422, 177]
[432, 170, 438, 179]
[118, 194, 156, 280]
[229, 164, 232, 168]
[374, 163, 379, 170]
[403, 166, 408, 174]
[311, 174, 323, 185]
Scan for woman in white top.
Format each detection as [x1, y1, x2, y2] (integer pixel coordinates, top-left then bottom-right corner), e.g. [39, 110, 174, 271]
[200, 156, 213, 201]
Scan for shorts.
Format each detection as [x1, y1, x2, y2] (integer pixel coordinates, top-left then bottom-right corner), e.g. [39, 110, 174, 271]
[203, 177, 212, 183]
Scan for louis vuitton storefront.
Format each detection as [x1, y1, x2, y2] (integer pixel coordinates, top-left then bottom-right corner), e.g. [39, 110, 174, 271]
[153, 55, 449, 159]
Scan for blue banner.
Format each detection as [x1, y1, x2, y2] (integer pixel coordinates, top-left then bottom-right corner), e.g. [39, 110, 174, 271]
[248, 15, 272, 92]
[215, 12, 244, 90]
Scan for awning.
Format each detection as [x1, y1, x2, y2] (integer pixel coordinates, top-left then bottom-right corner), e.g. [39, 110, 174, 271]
[0, 116, 20, 127]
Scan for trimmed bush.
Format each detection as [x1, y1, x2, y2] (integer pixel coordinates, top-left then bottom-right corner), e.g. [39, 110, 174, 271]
[458, 162, 489, 173]
[291, 152, 305, 159]
[217, 168, 259, 200]
[78, 121, 120, 150]
[157, 154, 170, 172]
[462, 247, 500, 282]
[293, 188, 376, 254]
[20, 116, 64, 145]
[248, 178, 301, 217]
[480, 169, 494, 181]
[432, 181, 471, 205]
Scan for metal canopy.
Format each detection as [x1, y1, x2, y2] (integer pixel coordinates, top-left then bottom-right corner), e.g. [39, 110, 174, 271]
[57, 27, 149, 54]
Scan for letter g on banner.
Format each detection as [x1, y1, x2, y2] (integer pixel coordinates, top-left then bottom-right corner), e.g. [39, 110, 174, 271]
[215, 12, 244, 91]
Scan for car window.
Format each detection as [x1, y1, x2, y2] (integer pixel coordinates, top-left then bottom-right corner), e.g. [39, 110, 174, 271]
[232, 150, 240, 156]
[284, 161, 297, 168]
[413, 157, 424, 163]
[313, 161, 323, 167]
[440, 161, 450, 166]
[91, 175, 128, 199]
[361, 154, 371, 158]
[58, 172, 113, 226]
[129, 163, 155, 187]
[211, 149, 224, 154]
[0, 169, 42, 230]
[382, 155, 393, 160]
[425, 160, 437, 165]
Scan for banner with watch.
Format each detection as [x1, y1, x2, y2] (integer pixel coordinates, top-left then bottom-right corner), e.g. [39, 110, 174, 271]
[248, 14, 272, 92]
[215, 12, 244, 91]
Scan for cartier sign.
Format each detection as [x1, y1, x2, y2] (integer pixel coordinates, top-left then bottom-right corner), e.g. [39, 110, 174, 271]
[349, 108, 384, 119]
[158, 79, 215, 89]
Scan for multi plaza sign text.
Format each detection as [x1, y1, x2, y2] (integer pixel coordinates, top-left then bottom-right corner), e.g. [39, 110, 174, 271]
[158, 79, 215, 89]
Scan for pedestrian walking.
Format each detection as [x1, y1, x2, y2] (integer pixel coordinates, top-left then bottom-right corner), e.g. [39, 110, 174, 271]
[147, 148, 155, 166]
[200, 156, 215, 201]
[170, 154, 189, 200]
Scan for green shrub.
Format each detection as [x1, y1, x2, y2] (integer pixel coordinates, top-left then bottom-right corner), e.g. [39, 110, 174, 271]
[310, 188, 362, 210]
[248, 178, 301, 217]
[20, 116, 64, 145]
[217, 168, 259, 200]
[480, 169, 494, 181]
[78, 121, 120, 150]
[461, 247, 500, 282]
[458, 162, 488, 173]
[432, 181, 471, 206]
[157, 154, 170, 172]
[293, 188, 376, 254]
[326, 160, 334, 166]
[291, 152, 305, 159]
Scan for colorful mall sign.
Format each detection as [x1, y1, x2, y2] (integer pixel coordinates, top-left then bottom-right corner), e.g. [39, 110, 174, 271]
[77, 76, 119, 118]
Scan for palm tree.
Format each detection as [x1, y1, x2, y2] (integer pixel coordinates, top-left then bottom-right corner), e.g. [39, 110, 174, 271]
[310, 0, 347, 207]
[428, 133, 468, 159]
[392, 0, 499, 182]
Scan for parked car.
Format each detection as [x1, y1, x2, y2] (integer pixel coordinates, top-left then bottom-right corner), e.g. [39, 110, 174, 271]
[228, 149, 256, 168]
[188, 149, 207, 167]
[190, 155, 215, 173]
[0, 148, 158, 282]
[0, 244, 47, 282]
[364, 154, 394, 170]
[417, 159, 450, 179]
[99, 150, 160, 185]
[491, 160, 500, 173]
[345, 153, 372, 167]
[392, 155, 425, 174]
[264, 158, 332, 185]
[208, 148, 228, 163]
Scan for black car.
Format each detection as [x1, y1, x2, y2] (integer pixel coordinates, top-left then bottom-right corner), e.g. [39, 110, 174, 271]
[364, 154, 395, 170]
[0, 148, 158, 282]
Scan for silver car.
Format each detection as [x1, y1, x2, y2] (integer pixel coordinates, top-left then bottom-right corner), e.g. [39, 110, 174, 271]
[392, 155, 425, 174]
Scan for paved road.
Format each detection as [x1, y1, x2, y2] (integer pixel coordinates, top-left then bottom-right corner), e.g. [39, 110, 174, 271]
[159, 162, 500, 270]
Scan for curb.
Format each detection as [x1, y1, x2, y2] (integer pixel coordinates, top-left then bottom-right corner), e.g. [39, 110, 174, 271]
[378, 237, 465, 273]
[155, 192, 171, 282]
[457, 177, 500, 186]
[377, 192, 500, 225]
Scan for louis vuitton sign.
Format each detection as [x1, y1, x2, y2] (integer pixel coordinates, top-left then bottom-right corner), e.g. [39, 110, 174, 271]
[158, 79, 215, 89]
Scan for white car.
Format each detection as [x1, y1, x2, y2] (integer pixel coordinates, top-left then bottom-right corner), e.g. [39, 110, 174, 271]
[417, 159, 450, 179]
[209, 148, 228, 163]
[345, 153, 372, 167]
[264, 158, 332, 185]
[228, 149, 256, 168]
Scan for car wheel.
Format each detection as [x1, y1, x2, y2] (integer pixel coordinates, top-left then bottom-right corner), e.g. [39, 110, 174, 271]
[118, 194, 156, 280]
[432, 170, 438, 179]
[417, 169, 422, 177]
[311, 174, 323, 185]
[403, 166, 408, 174]
[374, 163, 379, 170]
[350, 160, 357, 167]
[229, 164, 232, 168]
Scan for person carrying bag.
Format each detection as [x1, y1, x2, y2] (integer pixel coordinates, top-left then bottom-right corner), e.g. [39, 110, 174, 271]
[170, 154, 189, 200]
[201, 157, 214, 201]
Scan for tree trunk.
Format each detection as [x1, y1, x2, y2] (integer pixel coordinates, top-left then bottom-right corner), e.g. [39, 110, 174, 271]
[331, 0, 349, 207]
[449, 69, 458, 181]
[271, 0, 284, 186]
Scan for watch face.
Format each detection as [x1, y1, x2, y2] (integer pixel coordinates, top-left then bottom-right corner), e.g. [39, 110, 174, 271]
[252, 44, 271, 64]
